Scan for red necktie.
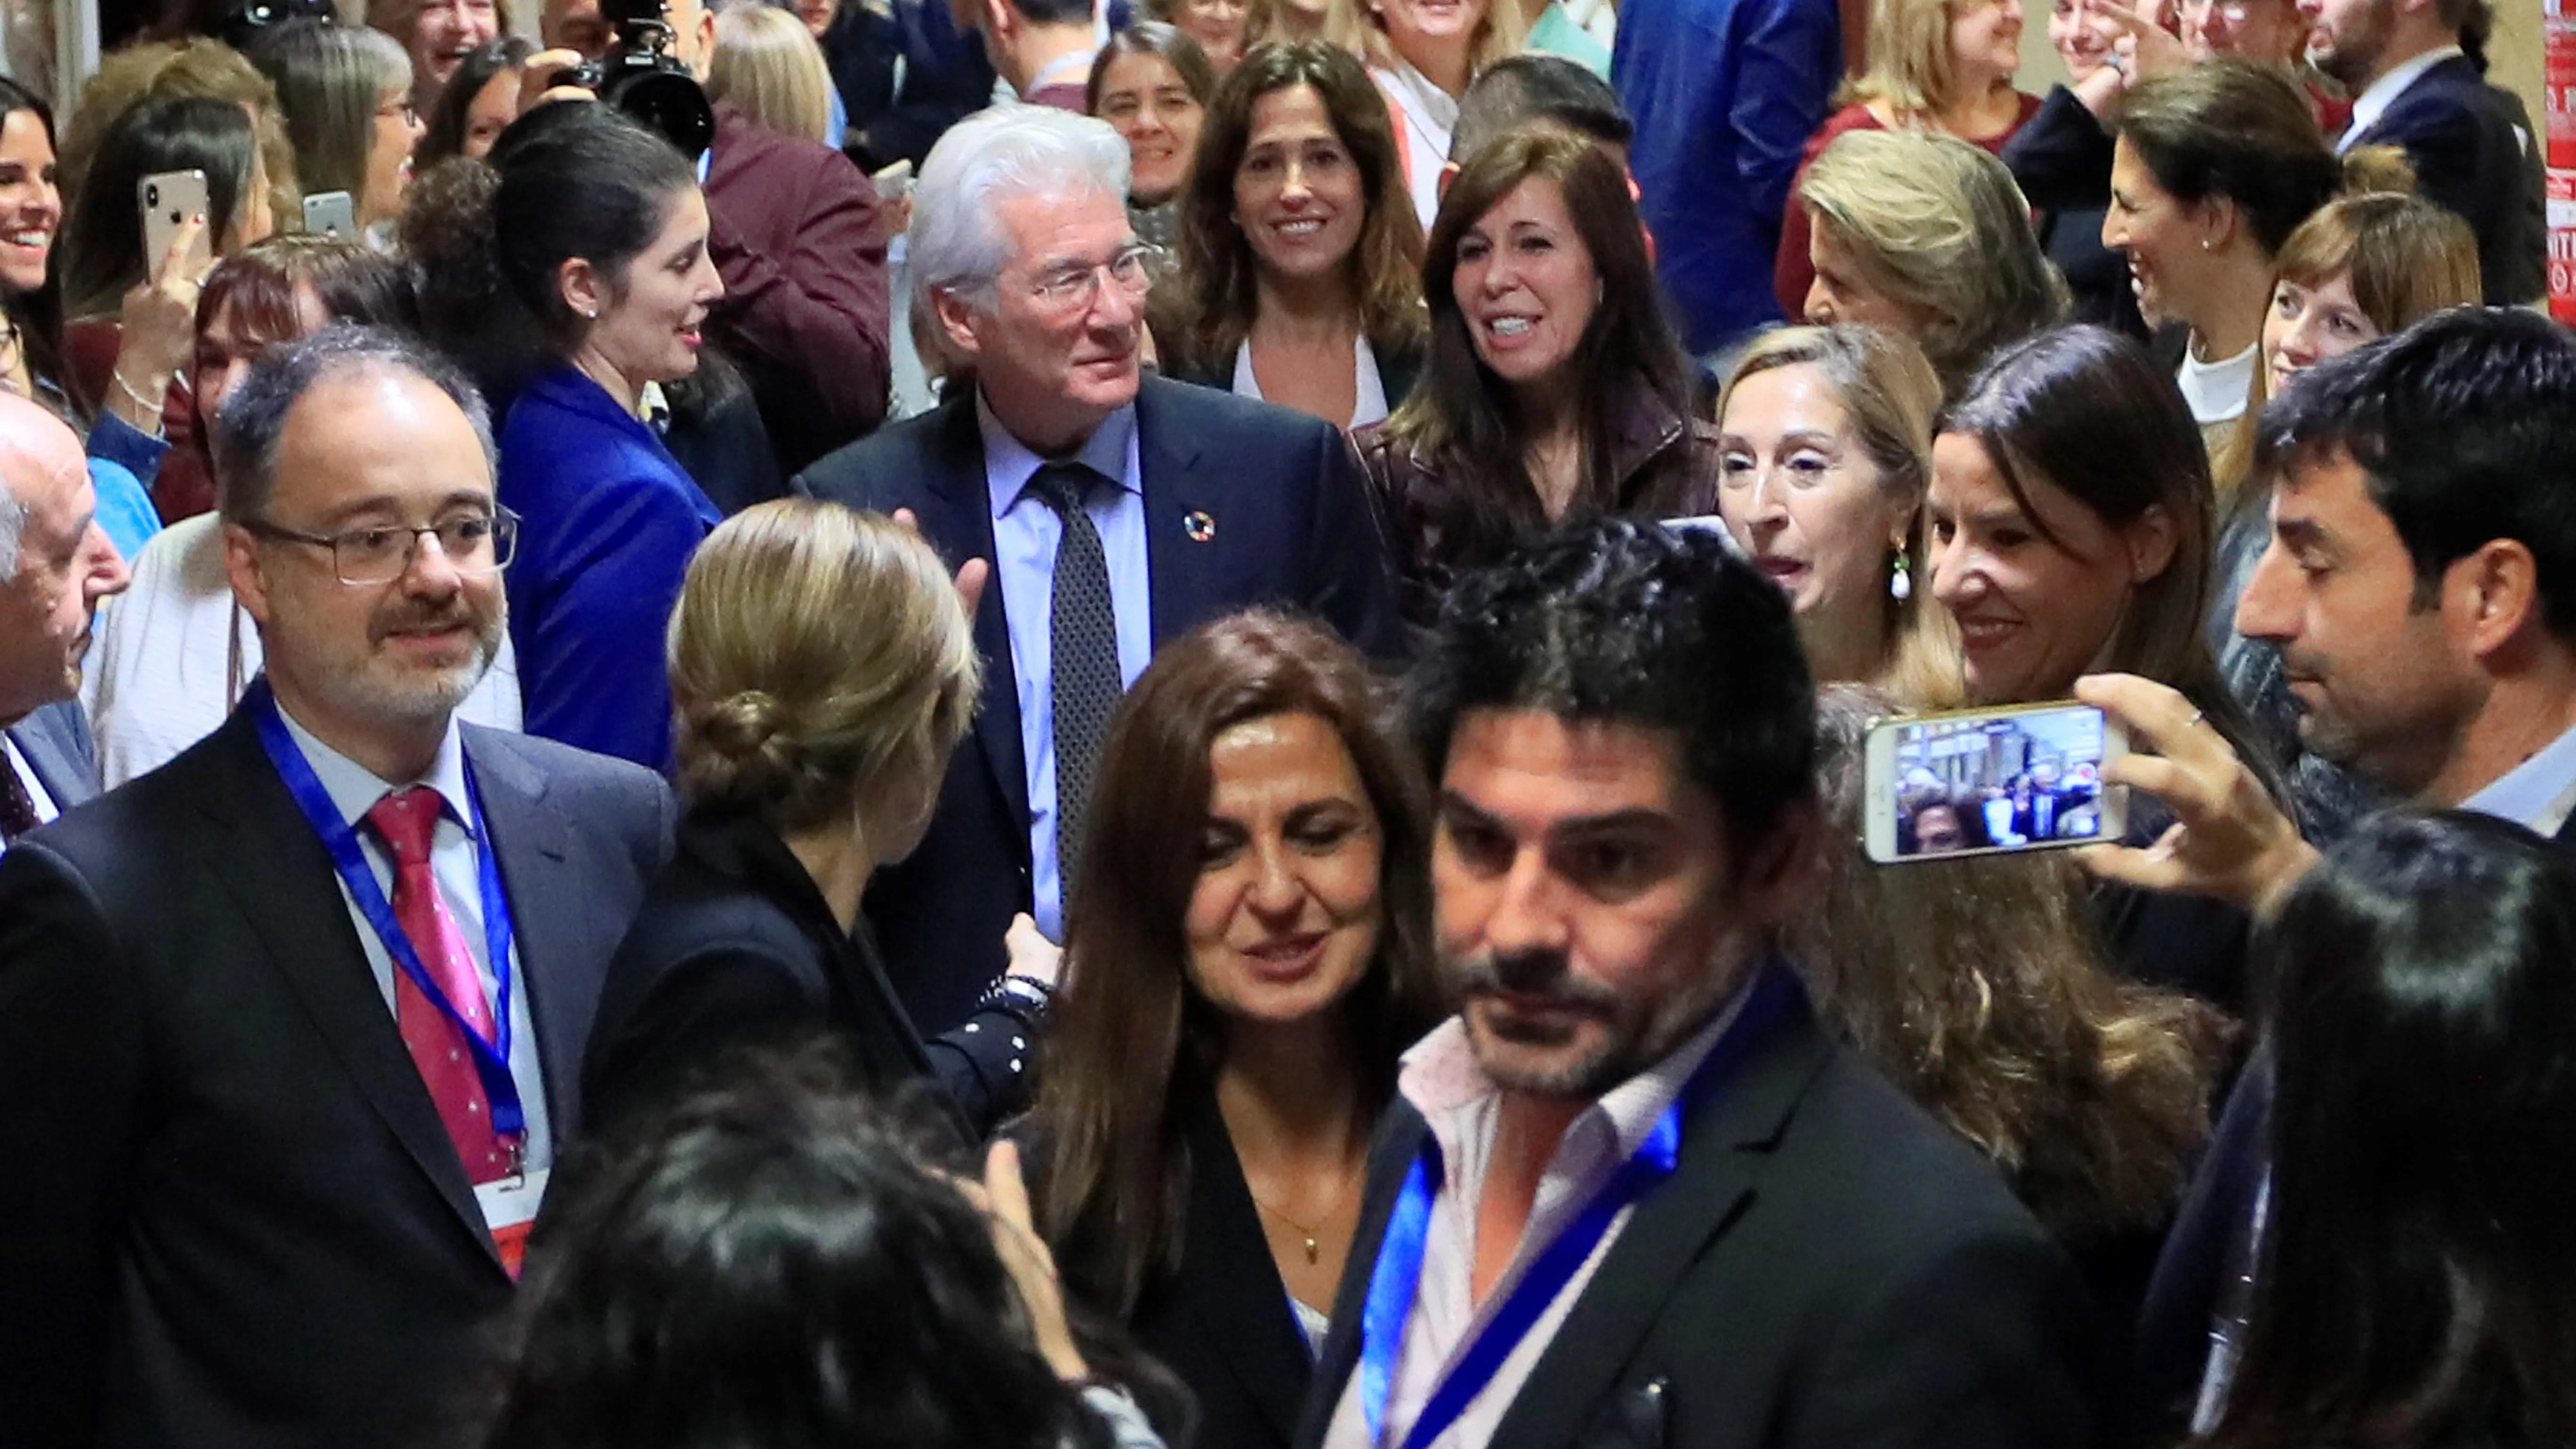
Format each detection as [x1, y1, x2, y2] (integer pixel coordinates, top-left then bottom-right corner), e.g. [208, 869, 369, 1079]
[366, 787, 512, 1183]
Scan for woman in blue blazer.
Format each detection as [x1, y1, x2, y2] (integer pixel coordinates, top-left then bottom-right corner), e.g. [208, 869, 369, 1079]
[488, 102, 726, 769]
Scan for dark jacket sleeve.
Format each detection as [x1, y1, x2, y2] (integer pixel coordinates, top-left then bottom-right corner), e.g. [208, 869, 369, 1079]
[2001, 85, 2116, 211]
[584, 943, 835, 1133]
[0, 842, 147, 1446]
[845, 0, 997, 170]
[1298, 425, 1407, 661]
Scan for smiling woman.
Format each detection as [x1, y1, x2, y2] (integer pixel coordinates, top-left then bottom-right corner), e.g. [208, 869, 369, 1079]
[1084, 23, 1216, 248]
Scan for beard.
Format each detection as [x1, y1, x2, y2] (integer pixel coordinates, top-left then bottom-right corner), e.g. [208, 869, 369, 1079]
[2308, 0, 2390, 89]
[1445, 944, 1739, 1101]
[292, 588, 504, 733]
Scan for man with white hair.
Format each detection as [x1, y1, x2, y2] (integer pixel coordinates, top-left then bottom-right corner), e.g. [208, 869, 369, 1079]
[796, 104, 1401, 1034]
[0, 390, 129, 844]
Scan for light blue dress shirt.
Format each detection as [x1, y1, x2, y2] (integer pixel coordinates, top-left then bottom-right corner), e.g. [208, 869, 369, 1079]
[274, 702, 555, 1179]
[2462, 718, 2576, 837]
[978, 394, 1151, 940]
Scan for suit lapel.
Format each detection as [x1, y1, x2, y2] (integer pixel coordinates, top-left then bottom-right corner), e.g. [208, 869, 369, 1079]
[925, 393, 1030, 827]
[1136, 378, 1224, 648]
[10, 701, 97, 811]
[460, 732, 585, 1141]
[1487, 995, 1837, 1449]
[1298, 1103, 1432, 1449]
[194, 713, 499, 1266]
[1179, 1084, 1321, 1444]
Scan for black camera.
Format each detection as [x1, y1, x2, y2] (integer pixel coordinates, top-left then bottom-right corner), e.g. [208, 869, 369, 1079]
[553, 0, 716, 162]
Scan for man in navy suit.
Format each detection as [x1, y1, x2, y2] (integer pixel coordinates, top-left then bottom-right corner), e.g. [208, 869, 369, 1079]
[0, 328, 671, 1449]
[794, 105, 1401, 1032]
[2305, 0, 2543, 304]
[0, 390, 128, 842]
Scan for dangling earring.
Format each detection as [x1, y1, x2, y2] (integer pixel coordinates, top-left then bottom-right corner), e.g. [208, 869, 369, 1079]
[1890, 548, 1913, 601]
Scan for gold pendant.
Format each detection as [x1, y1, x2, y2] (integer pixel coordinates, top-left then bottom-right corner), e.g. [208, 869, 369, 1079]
[1304, 1235, 1319, 1264]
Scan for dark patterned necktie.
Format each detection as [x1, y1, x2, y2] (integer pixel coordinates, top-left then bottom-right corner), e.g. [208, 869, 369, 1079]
[0, 748, 38, 841]
[1025, 462, 1121, 903]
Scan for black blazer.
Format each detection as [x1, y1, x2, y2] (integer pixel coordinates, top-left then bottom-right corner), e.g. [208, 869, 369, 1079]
[7, 698, 99, 813]
[1295, 990, 2103, 1449]
[582, 805, 1037, 1138]
[0, 711, 672, 1449]
[2000, 86, 2148, 340]
[1117, 1082, 1322, 1449]
[791, 376, 1404, 1031]
[2349, 55, 2546, 306]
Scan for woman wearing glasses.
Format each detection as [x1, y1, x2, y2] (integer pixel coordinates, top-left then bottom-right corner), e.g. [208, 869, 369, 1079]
[246, 19, 425, 242]
[489, 102, 726, 771]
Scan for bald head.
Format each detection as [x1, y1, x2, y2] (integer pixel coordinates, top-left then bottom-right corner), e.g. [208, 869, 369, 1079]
[0, 393, 87, 571]
[0, 391, 128, 723]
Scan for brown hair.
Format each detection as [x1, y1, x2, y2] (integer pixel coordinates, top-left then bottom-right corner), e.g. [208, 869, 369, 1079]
[1162, 40, 1427, 378]
[667, 500, 982, 835]
[1798, 686, 2229, 1237]
[1842, 0, 2007, 121]
[1377, 126, 1691, 541]
[56, 38, 301, 241]
[1083, 20, 1220, 116]
[1030, 611, 1438, 1315]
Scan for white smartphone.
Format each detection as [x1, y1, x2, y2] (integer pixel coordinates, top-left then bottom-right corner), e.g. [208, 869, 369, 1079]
[300, 189, 356, 239]
[138, 169, 214, 275]
[1860, 700, 2128, 864]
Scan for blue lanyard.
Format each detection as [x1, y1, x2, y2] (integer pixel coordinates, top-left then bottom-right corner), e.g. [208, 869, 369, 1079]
[1358, 964, 1799, 1449]
[246, 680, 524, 1139]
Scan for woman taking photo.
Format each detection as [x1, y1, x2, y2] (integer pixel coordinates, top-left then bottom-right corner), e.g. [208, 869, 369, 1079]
[1927, 323, 2268, 1009]
[1159, 41, 1425, 431]
[1794, 128, 2068, 399]
[490, 101, 725, 770]
[583, 500, 1062, 1137]
[1715, 323, 1943, 685]
[1086, 23, 1215, 257]
[2102, 59, 2351, 456]
[1323, 0, 1525, 227]
[1775, 0, 2039, 317]
[1360, 125, 1713, 626]
[2194, 811, 2576, 1449]
[1029, 609, 1436, 1449]
[250, 19, 425, 239]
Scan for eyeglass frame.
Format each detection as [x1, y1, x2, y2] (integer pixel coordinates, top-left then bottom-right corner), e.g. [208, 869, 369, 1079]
[1014, 240, 1163, 314]
[240, 504, 521, 587]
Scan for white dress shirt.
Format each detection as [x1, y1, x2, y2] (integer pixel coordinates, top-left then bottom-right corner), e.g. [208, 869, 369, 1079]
[1232, 335, 1392, 430]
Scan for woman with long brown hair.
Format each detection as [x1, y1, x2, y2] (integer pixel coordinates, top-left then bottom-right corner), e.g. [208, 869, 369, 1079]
[1156, 41, 1427, 430]
[1027, 609, 1436, 1449]
[1361, 124, 1714, 626]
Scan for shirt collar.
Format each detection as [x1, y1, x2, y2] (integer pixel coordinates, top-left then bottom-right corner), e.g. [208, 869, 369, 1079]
[978, 391, 1140, 520]
[272, 697, 475, 838]
[1377, 58, 1460, 129]
[2343, 46, 2463, 149]
[2460, 717, 2576, 835]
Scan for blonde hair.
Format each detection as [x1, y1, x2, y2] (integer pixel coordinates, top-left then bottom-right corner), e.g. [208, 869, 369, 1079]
[59, 38, 302, 231]
[1843, 0, 1990, 120]
[1322, 0, 1525, 82]
[708, 3, 837, 146]
[668, 500, 984, 834]
[1716, 323, 1944, 680]
[1799, 129, 2068, 397]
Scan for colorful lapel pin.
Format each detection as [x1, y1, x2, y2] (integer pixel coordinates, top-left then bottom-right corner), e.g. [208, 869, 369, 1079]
[1183, 510, 1218, 543]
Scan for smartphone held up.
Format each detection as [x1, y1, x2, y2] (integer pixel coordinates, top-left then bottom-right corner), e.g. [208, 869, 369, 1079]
[1860, 701, 2128, 864]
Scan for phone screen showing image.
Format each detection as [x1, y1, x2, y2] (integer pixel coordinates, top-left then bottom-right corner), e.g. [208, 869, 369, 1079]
[1881, 703, 2117, 860]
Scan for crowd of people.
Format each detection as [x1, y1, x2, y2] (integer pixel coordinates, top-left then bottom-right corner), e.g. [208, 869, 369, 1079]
[0, 0, 2561, 1443]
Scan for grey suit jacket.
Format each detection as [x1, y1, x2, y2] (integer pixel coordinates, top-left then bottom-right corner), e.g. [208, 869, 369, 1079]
[7, 698, 99, 815]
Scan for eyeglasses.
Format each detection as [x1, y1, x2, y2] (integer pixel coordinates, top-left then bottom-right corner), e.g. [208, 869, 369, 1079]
[376, 98, 420, 127]
[244, 506, 519, 586]
[1024, 242, 1161, 312]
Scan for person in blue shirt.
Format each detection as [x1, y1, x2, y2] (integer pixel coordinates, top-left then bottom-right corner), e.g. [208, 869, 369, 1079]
[488, 101, 725, 770]
[1613, 0, 1839, 357]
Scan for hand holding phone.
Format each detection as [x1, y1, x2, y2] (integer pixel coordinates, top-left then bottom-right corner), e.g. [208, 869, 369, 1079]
[138, 169, 214, 279]
[2070, 673, 2319, 912]
[1862, 700, 2129, 863]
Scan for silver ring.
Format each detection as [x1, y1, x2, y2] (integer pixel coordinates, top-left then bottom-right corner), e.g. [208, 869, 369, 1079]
[2183, 708, 2206, 729]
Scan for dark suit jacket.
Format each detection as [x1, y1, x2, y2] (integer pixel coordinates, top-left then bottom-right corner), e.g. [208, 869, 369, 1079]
[2349, 55, 2546, 305]
[581, 805, 1036, 1139]
[1295, 989, 2102, 1449]
[791, 377, 1404, 1031]
[8, 699, 99, 814]
[0, 712, 672, 1449]
[704, 105, 893, 475]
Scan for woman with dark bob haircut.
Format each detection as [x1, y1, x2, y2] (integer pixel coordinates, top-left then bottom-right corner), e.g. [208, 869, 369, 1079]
[475, 1052, 1181, 1449]
[1361, 124, 1715, 627]
[1155, 40, 1428, 430]
[1027, 609, 1437, 1449]
[2196, 810, 2576, 1449]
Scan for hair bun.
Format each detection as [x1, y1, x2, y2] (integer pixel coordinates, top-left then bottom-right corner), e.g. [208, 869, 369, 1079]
[700, 689, 788, 760]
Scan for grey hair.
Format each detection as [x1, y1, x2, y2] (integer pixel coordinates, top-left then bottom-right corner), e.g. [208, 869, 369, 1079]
[213, 323, 498, 523]
[0, 491, 26, 573]
[905, 103, 1133, 339]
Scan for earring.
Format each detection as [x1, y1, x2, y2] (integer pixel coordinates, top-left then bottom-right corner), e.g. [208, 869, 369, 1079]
[2199, 238, 2214, 251]
[1890, 549, 1913, 602]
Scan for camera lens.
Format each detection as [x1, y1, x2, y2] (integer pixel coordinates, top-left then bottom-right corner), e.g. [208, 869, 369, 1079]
[144, 184, 158, 207]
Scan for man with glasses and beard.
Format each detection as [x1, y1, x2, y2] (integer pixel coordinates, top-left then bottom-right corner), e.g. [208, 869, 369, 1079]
[1300, 517, 2096, 1449]
[0, 326, 672, 1449]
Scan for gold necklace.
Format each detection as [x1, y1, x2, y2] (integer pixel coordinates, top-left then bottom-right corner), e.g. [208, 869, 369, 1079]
[1246, 1158, 1360, 1264]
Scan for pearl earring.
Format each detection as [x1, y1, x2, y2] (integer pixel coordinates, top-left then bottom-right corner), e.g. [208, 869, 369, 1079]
[1890, 549, 1913, 602]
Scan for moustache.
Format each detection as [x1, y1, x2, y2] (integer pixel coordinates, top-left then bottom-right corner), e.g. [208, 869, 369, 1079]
[370, 602, 491, 646]
[1451, 948, 1620, 1014]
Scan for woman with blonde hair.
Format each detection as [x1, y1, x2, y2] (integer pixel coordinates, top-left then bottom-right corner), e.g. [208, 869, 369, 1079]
[1775, 0, 2039, 315]
[584, 499, 1061, 1136]
[1799, 684, 2230, 1328]
[1795, 129, 2068, 398]
[1715, 323, 1944, 684]
[709, 2, 838, 145]
[1321, 0, 1525, 227]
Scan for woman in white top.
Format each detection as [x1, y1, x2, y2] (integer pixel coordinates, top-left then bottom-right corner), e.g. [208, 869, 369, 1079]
[1323, 0, 1524, 228]
[84, 238, 521, 788]
[1153, 41, 1427, 432]
[2100, 61, 2369, 459]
